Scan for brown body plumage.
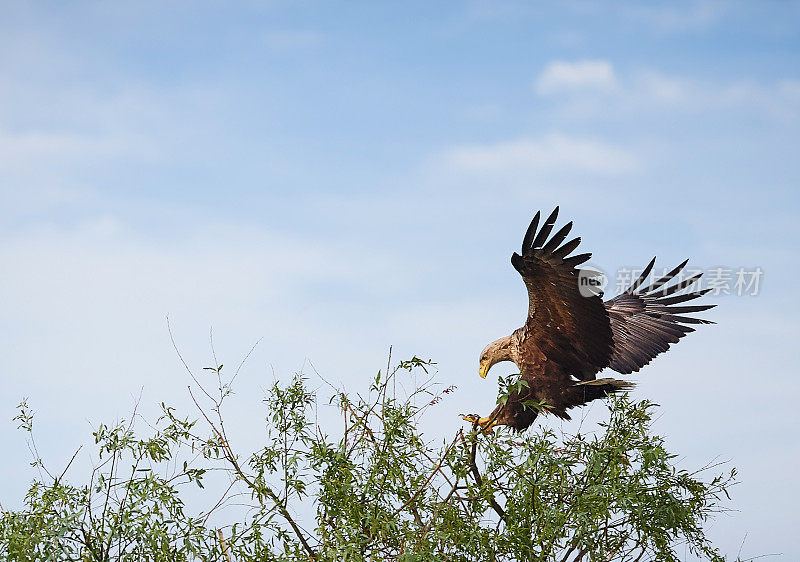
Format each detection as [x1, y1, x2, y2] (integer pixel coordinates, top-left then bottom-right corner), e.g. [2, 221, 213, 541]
[467, 207, 714, 432]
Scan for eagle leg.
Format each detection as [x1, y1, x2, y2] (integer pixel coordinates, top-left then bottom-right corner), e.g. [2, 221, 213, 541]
[461, 414, 500, 433]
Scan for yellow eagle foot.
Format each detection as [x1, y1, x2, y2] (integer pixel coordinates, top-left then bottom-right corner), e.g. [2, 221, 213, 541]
[461, 414, 499, 433]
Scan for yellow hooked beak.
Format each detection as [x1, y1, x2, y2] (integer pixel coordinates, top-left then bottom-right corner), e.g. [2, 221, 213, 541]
[479, 362, 489, 379]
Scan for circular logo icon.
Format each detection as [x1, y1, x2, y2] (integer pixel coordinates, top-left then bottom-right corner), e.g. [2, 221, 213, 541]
[578, 264, 608, 298]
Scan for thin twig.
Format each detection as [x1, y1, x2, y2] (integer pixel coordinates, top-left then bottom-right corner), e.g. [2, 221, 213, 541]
[231, 337, 263, 387]
[57, 445, 83, 483]
[167, 315, 216, 403]
[466, 428, 506, 522]
[217, 529, 233, 562]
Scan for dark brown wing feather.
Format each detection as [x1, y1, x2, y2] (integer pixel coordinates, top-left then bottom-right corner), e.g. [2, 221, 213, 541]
[604, 259, 715, 374]
[512, 208, 614, 386]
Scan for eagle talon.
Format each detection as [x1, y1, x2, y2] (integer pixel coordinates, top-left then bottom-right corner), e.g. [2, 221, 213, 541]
[461, 414, 498, 433]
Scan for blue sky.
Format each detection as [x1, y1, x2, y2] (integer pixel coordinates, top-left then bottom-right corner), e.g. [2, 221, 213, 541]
[1, 1, 799, 558]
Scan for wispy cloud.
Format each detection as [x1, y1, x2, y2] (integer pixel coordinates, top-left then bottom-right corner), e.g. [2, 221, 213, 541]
[534, 61, 800, 120]
[0, 129, 147, 172]
[0, 216, 416, 390]
[439, 134, 638, 178]
[625, 0, 729, 32]
[535, 60, 618, 95]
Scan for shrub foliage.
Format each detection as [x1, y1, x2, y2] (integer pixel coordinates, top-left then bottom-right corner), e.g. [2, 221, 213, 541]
[1, 355, 735, 561]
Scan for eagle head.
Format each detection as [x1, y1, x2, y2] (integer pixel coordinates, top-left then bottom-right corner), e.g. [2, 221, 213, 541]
[478, 335, 514, 379]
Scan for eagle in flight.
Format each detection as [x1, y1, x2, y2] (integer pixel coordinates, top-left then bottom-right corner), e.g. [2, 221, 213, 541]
[464, 207, 714, 432]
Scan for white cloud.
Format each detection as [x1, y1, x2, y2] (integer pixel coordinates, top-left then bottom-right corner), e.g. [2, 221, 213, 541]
[534, 62, 800, 121]
[635, 70, 691, 103]
[0, 129, 146, 172]
[627, 0, 728, 32]
[634, 71, 800, 118]
[535, 60, 618, 95]
[440, 134, 638, 177]
[0, 215, 428, 448]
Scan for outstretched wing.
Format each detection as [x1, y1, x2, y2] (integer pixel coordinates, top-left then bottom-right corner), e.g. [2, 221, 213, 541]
[511, 207, 614, 380]
[604, 258, 715, 374]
